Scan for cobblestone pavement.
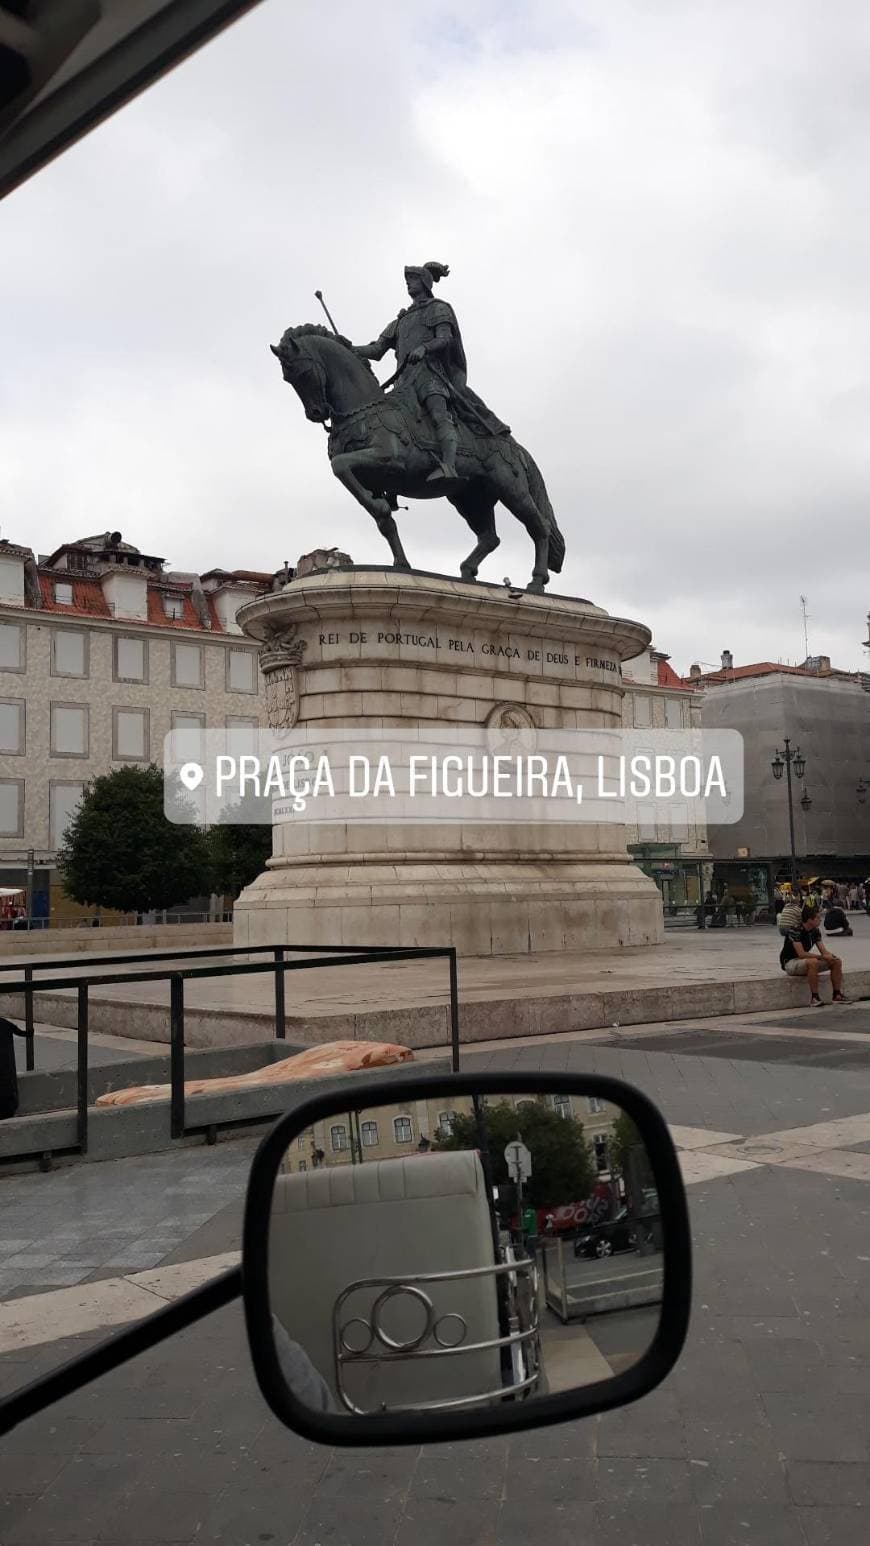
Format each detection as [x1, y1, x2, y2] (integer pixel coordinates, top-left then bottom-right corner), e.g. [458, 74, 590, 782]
[3, 1030, 870, 1543]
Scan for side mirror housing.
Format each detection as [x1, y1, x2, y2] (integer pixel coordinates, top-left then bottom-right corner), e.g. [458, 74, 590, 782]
[242, 1070, 691, 1446]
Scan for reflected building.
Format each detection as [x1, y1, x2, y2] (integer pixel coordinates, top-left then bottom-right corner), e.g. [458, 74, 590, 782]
[281, 1091, 623, 1182]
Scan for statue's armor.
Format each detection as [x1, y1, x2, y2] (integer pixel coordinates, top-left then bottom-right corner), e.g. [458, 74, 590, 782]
[379, 298, 462, 403]
[378, 298, 509, 437]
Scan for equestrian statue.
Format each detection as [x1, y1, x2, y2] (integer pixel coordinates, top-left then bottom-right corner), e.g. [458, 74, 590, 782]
[270, 260, 564, 593]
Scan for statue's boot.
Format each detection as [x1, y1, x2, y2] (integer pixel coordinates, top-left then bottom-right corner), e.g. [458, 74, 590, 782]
[426, 423, 459, 482]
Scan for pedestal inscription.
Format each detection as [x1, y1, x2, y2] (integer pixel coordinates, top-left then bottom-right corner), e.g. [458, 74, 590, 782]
[234, 569, 663, 956]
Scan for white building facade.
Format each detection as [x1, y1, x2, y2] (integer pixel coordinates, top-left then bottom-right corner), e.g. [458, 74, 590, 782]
[0, 532, 273, 924]
[621, 646, 711, 917]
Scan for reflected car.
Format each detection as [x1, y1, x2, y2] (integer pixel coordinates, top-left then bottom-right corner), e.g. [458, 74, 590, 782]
[573, 1207, 637, 1259]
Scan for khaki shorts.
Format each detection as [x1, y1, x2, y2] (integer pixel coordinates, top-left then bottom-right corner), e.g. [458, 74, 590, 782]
[784, 957, 831, 977]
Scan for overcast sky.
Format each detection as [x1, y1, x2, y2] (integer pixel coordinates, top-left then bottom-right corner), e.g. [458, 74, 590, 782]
[3, 0, 870, 674]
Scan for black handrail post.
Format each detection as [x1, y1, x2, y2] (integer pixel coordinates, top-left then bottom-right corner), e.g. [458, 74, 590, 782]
[76, 984, 89, 1155]
[448, 947, 460, 1072]
[170, 975, 185, 1140]
[24, 964, 34, 1071]
[274, 947, 286, 1040]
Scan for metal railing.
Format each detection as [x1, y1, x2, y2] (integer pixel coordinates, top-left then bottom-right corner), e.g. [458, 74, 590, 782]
[332, 1255, 540, 1414]
[0, 943, 461, 1166]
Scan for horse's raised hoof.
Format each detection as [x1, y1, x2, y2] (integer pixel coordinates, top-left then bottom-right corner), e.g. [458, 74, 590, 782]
[460, 566, 478, 584]
[526, 577, 547, 595]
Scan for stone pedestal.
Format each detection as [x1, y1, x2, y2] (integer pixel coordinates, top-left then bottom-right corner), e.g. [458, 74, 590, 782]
[234, 567, 663, 955]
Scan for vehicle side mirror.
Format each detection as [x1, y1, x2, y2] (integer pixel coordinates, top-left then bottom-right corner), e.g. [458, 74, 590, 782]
[242, 1070, 691, 1446]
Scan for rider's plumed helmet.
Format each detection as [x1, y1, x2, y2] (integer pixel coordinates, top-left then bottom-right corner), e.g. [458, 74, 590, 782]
[404, 261, 450, 292]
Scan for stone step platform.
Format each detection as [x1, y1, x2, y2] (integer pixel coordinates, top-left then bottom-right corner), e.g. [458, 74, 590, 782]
[2, 930, 869, 1055]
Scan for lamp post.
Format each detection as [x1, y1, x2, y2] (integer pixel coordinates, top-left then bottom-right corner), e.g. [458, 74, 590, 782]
[771, 738, 807, 889]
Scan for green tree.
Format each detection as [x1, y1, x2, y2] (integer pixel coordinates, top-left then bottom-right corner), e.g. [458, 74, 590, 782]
[58, 764, 211, 914]
[609, 1112, 656, 1209]
[207, 817, 272, 898]
[435, 1098, 595, 1208]
[609, 1112, 642, 1180]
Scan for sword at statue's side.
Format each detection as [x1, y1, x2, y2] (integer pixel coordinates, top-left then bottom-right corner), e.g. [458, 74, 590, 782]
[314, 290, 341, 337]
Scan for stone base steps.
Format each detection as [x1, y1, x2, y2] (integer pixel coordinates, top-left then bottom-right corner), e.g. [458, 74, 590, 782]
[4, 968, 870, 1056]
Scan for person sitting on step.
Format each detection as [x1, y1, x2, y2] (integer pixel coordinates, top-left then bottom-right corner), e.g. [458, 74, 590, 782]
[779, 904, 847, 1006]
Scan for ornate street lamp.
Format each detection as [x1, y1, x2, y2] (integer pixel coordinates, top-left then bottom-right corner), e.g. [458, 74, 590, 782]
[770, 738, 807, 889]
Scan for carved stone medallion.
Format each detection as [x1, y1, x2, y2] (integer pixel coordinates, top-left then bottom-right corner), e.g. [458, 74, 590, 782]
[485, 701, 537, 754]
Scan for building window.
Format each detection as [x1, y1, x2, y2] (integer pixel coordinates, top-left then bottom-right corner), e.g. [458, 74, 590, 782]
[49, 782, 83, 848]
[164, 595, 184, 620]
[436, 1111, 456, 1137]
[172, 642, 203, 688]
[588, 1096, 605, 1115]
[50, 703, 89, 757]
[297, 1159, 307, 1171]
[51, 629, 88, 678]
[637, 804, 657, 840]
[665, 697, 684, 729]
[330, 1123, 348, 1152]
[114, 636, 147, 683]
[54, 581, 74, 606]
[593, 1135, 609, 1173]
[113, 707, 149, 761]
[171, 711, 205, 762]
[0, 698, 24, 755]
[0, 779, 24, 837]
[226, 715, 259, 755]
[361, 1120, 379, 1147]
[0, 622, 23, 672]
[226, 648, 256, 693]
[393, 1115, 413, 1144]
[632, 695, 651, 728]
[551, 1094, 571, 1119]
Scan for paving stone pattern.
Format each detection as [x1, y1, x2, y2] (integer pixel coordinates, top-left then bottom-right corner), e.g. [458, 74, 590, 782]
[3, 1037, 870, 1541]
[0, 1141, 258, 1297]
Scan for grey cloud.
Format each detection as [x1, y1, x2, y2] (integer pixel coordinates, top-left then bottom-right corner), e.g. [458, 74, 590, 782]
[2, 0, 869, 675]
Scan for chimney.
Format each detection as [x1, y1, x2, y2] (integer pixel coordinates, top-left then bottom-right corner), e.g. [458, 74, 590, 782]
[721, 650, 733, 671]
[689, 663, 702, 680]
[817, 655, 831, 674]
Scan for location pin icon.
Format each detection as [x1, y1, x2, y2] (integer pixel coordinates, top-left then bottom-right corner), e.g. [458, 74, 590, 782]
[179, 762, 204, 791]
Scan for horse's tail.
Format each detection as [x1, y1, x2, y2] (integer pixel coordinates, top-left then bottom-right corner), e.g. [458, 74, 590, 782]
[523, 449, 565, 574]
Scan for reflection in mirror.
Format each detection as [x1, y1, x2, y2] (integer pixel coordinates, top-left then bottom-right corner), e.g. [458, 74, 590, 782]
[267, 1088, 664, 1417]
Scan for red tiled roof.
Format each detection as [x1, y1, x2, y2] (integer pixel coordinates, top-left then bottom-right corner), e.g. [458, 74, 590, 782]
[656, 658, 697, 691]
[29, 573, 224, 632]
[690, 662, 829, 685]
[146, 586, 223, 632]
[38, 575, 111, 617]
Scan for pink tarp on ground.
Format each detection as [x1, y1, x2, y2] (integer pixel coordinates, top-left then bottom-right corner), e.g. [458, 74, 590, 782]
[94, 1040, 414, 1107]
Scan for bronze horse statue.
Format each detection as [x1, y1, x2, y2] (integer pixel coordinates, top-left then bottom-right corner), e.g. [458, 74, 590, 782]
[270, 324, 564, 593]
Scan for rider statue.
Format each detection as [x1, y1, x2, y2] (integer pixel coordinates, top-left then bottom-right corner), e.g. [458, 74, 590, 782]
[354, 261, 509, 482]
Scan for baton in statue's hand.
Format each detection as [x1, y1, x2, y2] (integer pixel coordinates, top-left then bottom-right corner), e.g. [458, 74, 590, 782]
[314, 290, 340, 337]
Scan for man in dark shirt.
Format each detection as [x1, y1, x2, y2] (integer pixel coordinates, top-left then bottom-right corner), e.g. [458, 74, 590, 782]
[780, 905, 847, 1005]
